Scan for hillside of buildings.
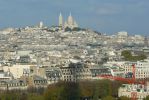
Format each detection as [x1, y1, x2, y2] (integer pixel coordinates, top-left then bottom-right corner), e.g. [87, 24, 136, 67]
[0, 13, 149, 100]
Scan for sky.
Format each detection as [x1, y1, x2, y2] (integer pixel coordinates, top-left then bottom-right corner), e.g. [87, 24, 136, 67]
[0, 0, 148, 35]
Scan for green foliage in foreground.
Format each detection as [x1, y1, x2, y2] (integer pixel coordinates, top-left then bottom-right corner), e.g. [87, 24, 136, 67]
[118, 96, 130, 100]
[0, 80, 124, 100]
[0, 93, 44, 100]
[143, 95, 149, 100]
[102, 96, 116, 100]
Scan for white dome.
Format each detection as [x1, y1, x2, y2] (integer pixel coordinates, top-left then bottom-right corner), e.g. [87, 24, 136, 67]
[68, 13, 74, 25]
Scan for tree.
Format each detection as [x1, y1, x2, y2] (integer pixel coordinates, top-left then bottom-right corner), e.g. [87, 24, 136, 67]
[44, 83, 63, 100]
[20, 93, 28, 100]
[97, 80, 112, 98]
[44, 81, 80, 100]
[143, 95, 149, 100]
[118, 96, 130, 100]
[65, 27, 72, 32]
[102, 96, 116, 100]
[139, 54, 147, 60]
[92, 81, 100, 100]
[111, 81, 123, 97]
[121, 50, 147, 61]
[121, 50, 132, 61]
[28, 94, 44, 100]
[60, 82, 80, 100]
[72, 27, 81, 31]
[72, 27, 87, 31]
[4, 93, 18, 100]
[79, 81, 94, 98]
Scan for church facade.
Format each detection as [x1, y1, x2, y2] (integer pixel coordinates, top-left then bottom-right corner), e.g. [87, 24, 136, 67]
[59, 13, 78, 29]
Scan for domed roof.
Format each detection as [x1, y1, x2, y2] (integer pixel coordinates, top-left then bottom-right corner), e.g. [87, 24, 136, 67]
[68, 13, 74, 24]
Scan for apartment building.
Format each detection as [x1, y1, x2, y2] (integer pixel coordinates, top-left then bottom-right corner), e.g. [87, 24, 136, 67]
[118, 84, 149, 100]
[123, 60, 149, 79]
[60, 62, 91, 82]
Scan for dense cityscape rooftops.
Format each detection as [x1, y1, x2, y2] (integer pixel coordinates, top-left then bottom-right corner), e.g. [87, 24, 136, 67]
[0, 13, 149, 99]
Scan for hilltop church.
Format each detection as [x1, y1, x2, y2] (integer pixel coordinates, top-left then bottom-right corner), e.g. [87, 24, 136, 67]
[59, 13, 78, 29]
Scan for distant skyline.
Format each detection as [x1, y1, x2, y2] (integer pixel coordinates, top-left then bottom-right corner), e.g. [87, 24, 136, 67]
[0, 0, 149, 35]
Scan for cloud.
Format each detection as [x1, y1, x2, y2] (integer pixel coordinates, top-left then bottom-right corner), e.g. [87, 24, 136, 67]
[89, 3, 122, 15]
[88, 0, 149, 16]
[95, 7, 121, 15]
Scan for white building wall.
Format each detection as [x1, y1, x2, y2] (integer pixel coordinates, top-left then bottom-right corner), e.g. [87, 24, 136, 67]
[3, 64, 31, 79]
[123, 61, 149, 79]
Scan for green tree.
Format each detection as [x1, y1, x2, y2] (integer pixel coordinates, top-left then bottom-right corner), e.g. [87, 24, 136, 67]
[111, 81, 123, 97]
[102, 96, 116, 100]
[28, 94, 44, 100]
[60, 82, 80, 100]
[139, 54, 147, 60]
[79, 81, 94, 98]
[121, 50, 132, 61]
[143, 95, 149, 100]
[92, 81, 99, 100]
[65, 27, 72, 32]
[20, 93, 28, 100]
[44, 83, 63, 100]
[98, 80, 112, 98]
[4, 93, 19, 100]
[121, 50, 147, 61]
[118, 96, 130, 100]
[72, 27, 81, 31]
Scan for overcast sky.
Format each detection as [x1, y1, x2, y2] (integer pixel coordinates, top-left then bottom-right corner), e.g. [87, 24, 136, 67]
[0, 0, 148, 35]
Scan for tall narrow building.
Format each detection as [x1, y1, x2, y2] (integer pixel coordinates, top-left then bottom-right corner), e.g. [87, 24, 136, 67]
[59, 12, 63, 27]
